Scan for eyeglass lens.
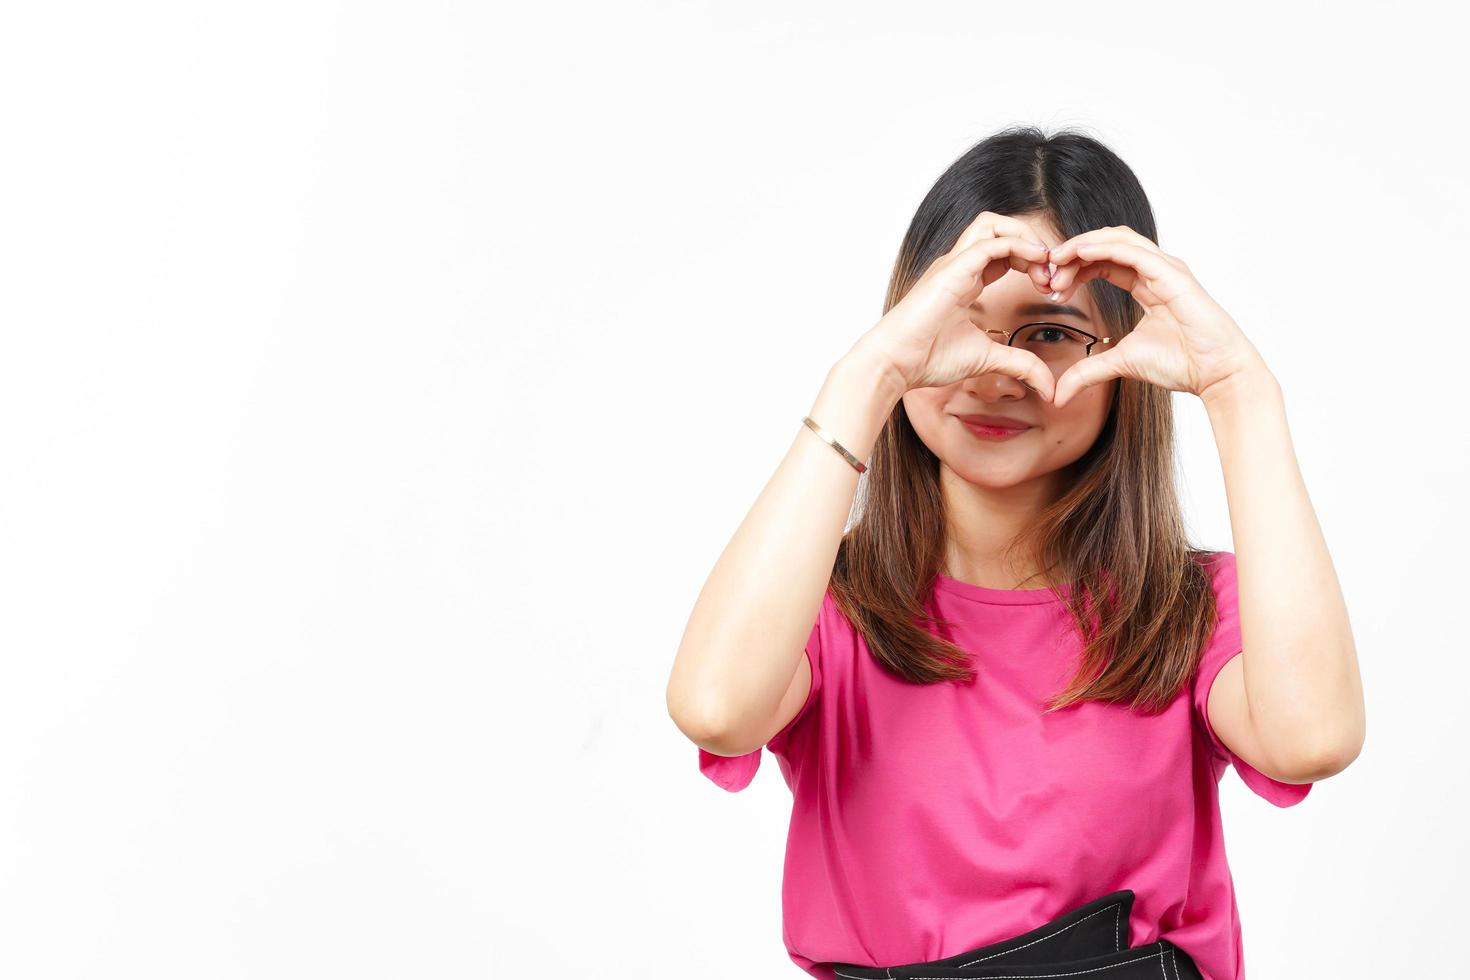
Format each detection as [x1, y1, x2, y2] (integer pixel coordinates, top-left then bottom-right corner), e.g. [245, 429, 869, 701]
[1009, 323, 1095, 375]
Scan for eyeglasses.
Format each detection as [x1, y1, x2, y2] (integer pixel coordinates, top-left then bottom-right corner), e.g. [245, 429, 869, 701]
[980, 322, 1113, 376]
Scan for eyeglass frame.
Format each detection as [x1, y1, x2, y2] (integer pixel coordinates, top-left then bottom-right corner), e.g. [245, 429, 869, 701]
[981, 321, 1113, 357]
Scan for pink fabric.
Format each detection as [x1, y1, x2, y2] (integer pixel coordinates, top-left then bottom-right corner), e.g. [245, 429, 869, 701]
[697, 551, 1311, 980]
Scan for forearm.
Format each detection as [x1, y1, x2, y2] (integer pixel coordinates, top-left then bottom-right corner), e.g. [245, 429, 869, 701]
[666, 341, 904, 750]
[1203, 363, 1366, 771]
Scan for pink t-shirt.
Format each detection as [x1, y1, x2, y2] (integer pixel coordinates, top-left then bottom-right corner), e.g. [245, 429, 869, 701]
[697, 550, 1312, 980]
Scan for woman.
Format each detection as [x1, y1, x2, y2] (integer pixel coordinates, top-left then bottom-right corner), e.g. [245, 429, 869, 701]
[665, 127, 1364, 980]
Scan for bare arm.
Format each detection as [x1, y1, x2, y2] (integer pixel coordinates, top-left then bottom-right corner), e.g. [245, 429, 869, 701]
[1041, 225, 1365, 785]
[665, 343, 903, 756]
[667, 216, 1056, 758]
[1202, 363, 1366, 782]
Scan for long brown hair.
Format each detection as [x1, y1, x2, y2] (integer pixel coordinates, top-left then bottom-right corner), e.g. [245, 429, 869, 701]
[831, 125, 1222, 715]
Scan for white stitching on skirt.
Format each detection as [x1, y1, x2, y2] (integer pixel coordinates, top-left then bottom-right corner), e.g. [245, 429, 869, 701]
[952, 900, 1126, 968]
[833, 946, 1166, 980]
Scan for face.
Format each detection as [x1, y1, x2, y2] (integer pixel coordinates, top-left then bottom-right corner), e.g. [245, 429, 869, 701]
[901, 214, 1117, 501]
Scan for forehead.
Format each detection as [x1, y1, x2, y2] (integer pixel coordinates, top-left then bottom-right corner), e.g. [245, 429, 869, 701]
[970, 266, 1097, 322]
[1005, 211, 1062, 240]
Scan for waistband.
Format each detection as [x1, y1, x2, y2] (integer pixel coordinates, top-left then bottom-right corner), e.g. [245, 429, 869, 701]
[828, 889, 1204, 979]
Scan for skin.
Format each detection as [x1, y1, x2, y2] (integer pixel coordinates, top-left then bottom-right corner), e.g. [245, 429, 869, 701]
[902, 212, 1363, 782]
[900, 214, 1115, 591]
[683, 203, 1363, 787]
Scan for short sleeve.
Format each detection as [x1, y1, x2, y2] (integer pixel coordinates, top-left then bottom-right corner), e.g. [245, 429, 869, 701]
[696, 591, 827, 792]
[1191, 551, 1313, 808]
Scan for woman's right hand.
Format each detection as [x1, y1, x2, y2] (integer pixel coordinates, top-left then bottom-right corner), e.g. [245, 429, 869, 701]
[855, 211, 1059, 398]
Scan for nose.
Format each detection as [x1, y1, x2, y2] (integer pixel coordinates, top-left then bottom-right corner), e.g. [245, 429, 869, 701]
[962, 370, 1030, 401]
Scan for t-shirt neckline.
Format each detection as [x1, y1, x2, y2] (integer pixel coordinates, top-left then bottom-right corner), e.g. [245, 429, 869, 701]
[934, 573, 1071, 605]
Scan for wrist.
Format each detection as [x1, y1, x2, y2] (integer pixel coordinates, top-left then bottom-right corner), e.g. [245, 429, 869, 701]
[803, 345, 903, 470]
[1200, 360, 1281, 416]
[835, 339, 907, 407]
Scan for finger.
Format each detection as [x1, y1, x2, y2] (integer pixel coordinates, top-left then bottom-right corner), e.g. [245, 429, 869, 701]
[1031, 256, 1056, 292]
[983, 249, 1052, 295]
[1051, 259, 1166, 308]
[1006, 254, 1050, 287]
[1049, 242, 1181, 304]
[1032, 259, 1061, 295]
[952, 211, 1049, 255]
[982, 254, 1046, 296]
[1053, 347, 1125, 410]
[949, 211, 1001, 254]
[1049, 258, 1131, 295]
[981, 339, 1056, 402]
[981, 254, 1048, 297]
[934, 237, 1050, 309]
[1047, 225, 1167, 265]
[949, 235, 1050, 288]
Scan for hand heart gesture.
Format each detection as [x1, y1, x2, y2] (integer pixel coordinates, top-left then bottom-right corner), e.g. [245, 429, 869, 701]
[1043, 227, 1266, 408]
[855, 211, 1059, 397]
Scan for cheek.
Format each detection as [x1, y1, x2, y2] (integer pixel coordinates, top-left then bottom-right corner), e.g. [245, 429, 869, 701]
[902, 391, 945, 427]
[1041, 385, 1113, 444]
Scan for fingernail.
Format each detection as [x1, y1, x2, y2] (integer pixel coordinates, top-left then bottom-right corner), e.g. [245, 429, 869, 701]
[1048, 290, 1062, 301]
[1046, 262, 1057, 278]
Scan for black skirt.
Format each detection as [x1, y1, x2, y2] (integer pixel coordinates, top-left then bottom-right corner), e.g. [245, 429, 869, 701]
[828, 890, 1204, 980]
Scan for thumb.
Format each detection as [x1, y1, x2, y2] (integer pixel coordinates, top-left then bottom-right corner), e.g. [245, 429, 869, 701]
[972, 339, 1055, 402]
[1053, 349, 1125, 409]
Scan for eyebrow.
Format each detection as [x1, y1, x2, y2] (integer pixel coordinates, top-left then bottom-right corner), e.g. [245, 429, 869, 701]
[971, 301, 1092, 323]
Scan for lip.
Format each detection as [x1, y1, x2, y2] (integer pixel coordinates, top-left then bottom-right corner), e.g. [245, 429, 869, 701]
[956, 414, 1033, 430]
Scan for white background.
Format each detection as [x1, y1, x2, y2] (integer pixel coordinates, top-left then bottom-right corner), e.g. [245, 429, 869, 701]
[2, 1, 1465, 977]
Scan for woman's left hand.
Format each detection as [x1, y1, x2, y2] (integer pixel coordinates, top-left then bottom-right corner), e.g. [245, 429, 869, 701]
[1043, 226, 1267, 409]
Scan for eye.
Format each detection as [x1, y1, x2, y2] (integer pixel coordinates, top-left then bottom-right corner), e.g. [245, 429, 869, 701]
[1019, 323, 1080, 344]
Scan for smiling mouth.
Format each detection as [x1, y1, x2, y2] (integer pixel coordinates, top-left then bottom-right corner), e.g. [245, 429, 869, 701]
[959, 419, 1033, 439]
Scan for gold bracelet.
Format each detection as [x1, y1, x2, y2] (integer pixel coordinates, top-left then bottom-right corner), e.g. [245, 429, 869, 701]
[801, 416, 868, 473]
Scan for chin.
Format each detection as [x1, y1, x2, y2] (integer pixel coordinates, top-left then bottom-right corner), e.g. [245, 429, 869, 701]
[946, 460, 1039, 488]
